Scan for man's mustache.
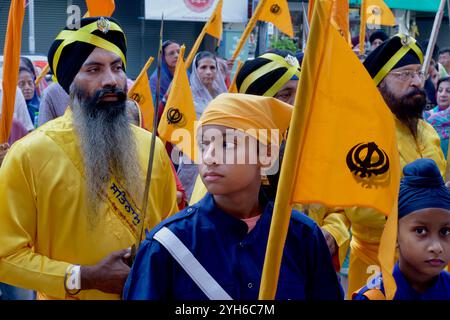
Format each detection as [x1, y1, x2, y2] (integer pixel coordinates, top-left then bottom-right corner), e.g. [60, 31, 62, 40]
[404, 87, 426, 100]
[93, 87, 127, 104]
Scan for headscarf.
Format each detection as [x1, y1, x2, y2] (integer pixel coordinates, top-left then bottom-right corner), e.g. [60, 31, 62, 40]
[18, 66, 40, 124]
[236, 50, 300, 97]
[150, 40, 179, 105]
[190, 51, 227, 118]
[198, 93, 293, 146]
[398, 158, 450, 219]
[47, 16, 127, 94]
[363, 33, 424, 86]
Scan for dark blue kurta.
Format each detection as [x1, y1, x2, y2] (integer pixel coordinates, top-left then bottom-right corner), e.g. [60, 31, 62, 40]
[123, 193, 344, 300]
[353, 263, 450, 300]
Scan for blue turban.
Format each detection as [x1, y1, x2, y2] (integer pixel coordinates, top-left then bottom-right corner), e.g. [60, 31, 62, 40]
[398, 158, 450, 219]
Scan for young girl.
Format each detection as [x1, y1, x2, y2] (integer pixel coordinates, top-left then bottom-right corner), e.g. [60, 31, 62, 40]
[123, 93, 343, 300]
[353, 158, 450, 300]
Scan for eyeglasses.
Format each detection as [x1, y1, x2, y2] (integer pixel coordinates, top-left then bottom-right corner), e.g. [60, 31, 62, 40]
[389, 70, 425, 81]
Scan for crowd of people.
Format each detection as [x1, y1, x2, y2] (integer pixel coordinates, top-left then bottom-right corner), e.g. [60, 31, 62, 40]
[0, 15, 449, 301]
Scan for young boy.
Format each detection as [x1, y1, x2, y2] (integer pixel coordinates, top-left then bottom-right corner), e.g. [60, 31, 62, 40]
[353, 158, 450, 300]
[123, 93, 343, 300]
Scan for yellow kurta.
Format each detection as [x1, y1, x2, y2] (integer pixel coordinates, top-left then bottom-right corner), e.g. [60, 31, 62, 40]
[0, 110, 179, 300]
[345, 118, 446, 298]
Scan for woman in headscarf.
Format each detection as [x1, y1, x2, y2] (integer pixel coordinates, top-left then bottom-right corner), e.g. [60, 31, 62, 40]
[190, 51, 227, 119]
[150, 40, 180, 105]
[17, 65, 40, 127]
[177, 51, 228, 201]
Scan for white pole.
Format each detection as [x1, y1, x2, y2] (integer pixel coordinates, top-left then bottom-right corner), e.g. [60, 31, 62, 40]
[28, 0, 35, 54]
[421, 0, 446, 75]
[301, 1, 309, 51]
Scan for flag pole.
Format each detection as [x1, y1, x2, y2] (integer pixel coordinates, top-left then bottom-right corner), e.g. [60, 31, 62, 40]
[230, 0, 266, 61]
[131, 13, 164, 262]
[185, 26, 208, 70]
[301, 1, 310, 51]
[421, 0, 446, 76]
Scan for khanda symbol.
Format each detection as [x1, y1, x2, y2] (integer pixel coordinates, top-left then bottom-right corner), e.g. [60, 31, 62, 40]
[167, 107, 186, 127]
[130, 93, 142, 104]
[270, 4, 281, 15]
[346, 142, 390, 178]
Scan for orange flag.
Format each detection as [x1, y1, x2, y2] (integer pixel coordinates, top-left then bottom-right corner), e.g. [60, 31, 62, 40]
[85, 0, 115, 17]
[205, 0, 223, 40]
[0, 0, 25, 143]
[231, 0, 293, 60]
[158, 45, 197, 161]
[359, 0, 396, 55]
[128, 56, 154, 132]
[186, 0, 223, 68]
[227, 61, 243, 93]
[258, 0, 294, 38]
[259, 0, 400, 300]
[331, 0, 350, 43]
[308, 0, 315, 24]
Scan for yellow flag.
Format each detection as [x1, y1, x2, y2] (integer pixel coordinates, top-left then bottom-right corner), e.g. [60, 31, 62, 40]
[205, 0, 223, 40]
[0, 0, 25, 143]
[231, 0, 293, 60]
[128, 57, 154, 132]
[85, 0, 115, 17]
[186, 0, 223, 68]
[258, 0, 294, 38]
[331, 0, 350, 42]
[360, 0, 396, 54]
[227, 61, 243, 93]
[259, 0, 400, 300]
[158, 45, 197, 160]
[308, 0, 315, 24]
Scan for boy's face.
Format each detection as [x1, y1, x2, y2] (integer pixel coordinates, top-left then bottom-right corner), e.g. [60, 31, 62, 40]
[197, 125, 263, 196]
[397, 208, 450, 282]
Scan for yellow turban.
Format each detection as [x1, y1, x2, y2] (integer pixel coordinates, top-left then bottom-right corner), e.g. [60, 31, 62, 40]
[198, 93, 293, 145]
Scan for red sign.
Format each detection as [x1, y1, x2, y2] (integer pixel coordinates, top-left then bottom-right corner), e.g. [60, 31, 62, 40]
[184, 0, 214, 13]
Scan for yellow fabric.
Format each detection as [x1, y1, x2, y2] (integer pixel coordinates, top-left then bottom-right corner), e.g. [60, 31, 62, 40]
[0, 0, 25, 143]
[258, 0, 294, 38]
[198, 93, 293, 146]
[189, 174, 208, 206]
[158, 45, 197, 161]
[0, 110, 179, 300]
[205, 0, 223, 40]
[86, 0, 115, 17]
[359, 0, 395, 55]
[331, 0, 350, 42]
[345, 118, 446, 298]
[128, 56, 154, 132]
[259, 0, 401, 299]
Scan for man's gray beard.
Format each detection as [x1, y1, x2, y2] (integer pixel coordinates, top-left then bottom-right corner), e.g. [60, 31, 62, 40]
[71, 90, 143, 223]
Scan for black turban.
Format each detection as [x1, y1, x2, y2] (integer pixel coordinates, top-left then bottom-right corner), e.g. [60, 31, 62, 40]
[236, 50, 300, 97]
[369, 30, 388, 44]
[363, 34, 423, 86]
[398, 158, 450, 219]
[47, 16, 127, 94]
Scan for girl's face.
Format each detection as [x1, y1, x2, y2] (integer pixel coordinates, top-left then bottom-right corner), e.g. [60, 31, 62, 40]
[18, 70, 35, 100]
[397, 208, 450, 288]
[196, 58, 217, 87]
[437, 81, 450, 109]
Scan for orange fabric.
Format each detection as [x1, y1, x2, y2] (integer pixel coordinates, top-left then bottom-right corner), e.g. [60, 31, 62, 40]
[85, 0, 115, 17]
[228, 61, 243, 93]
[158, 45, 197, 161]
[0, 0, 25, 143]
[331, 0, 350, 42]
[258, 0, 400, 300]
[128, 57, 155, 132]
[258, 0, 294, 38]
[205, 0, 223, 40]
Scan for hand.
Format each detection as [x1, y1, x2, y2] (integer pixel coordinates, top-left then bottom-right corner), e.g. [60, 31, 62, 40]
[0, 143, 10, 166]
[446, 181, 450, 189]
[80, 248, 131, 295]
[321, 228, 337, 256]
[176, 191, 184, 205]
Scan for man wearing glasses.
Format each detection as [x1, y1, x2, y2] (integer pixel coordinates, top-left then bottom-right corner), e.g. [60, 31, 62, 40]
[338, 34, 447, 298]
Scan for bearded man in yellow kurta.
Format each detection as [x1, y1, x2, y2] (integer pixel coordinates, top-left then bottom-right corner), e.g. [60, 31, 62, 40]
[0, 17, 178, 300]
[342, 34, 446, 298]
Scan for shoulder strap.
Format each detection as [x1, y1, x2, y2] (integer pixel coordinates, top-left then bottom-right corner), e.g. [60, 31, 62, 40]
[153, 226, 233, 300]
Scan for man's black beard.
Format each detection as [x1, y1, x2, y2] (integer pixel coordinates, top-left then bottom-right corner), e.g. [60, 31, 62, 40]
[379, 84, 426, 139]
